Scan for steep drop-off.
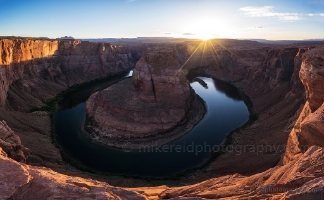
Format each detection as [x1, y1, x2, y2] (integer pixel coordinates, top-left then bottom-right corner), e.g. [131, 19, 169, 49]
[284, 47, 324, 163]
[179, 40, 306, 176]
[0, 38, 137, 167]
[0, 38, 136, 111]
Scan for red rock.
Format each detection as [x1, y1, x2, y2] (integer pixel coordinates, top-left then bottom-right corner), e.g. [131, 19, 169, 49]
[284, 47, 324, 163]
[300, 47, 324, 112]
[0, 147, 146, 200]
[0, 120, 30, 162]
[86, 46, 191, 138]
[0, 38, 135, 111]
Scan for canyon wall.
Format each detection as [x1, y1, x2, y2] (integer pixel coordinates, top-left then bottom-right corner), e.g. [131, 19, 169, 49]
[0, 38, 137, 167]
[1, 40, 324, 199]
[0, 39, 59, 109]
[284, 47, 324, 163]
[160, 46, 324, 200]
[0, 38, 136, 111]
[180, 40, 308, 176]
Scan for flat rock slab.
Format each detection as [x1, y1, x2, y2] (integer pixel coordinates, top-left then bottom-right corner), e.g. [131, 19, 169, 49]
[0, 148, 30, 200]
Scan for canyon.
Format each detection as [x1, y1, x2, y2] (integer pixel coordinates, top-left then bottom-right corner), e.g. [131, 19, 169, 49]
[0, 37, 324, 199]
[85, 45, 203, 147]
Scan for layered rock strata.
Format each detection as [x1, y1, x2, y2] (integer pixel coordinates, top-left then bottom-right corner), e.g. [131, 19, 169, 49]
[0, 38, 136, 111]
[0, 38, 136, 166]
[284, 47, 324, 163]
[86, 46, 191, 138]
[159, 146, 324, 199]
[179, 40, 307, 175]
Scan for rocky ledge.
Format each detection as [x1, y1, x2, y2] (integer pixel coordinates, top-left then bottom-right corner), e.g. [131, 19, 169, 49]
[85, 46, 205, 146]
[0, 120, 30, 162]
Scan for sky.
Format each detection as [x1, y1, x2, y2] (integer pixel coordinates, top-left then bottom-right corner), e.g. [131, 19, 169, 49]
[1, 0, 324, 40]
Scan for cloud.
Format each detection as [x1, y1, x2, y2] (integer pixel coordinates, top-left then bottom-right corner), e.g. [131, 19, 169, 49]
[239, 6, 301, 21]
[308, 13, 324, 17]
[126, 0, 135, 2]
[182, 33, 196, 35]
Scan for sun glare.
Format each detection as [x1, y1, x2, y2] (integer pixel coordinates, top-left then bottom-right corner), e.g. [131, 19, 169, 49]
[198, 33, 214, 41]
[186, 18, 216, 40]
[183, 17, 231, 40]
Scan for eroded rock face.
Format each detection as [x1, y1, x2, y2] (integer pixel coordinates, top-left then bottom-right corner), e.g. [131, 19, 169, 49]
[0, 120, 30, 162]
[0, 38, 135, 111]
[284, 47, 324, 163]
[159, 146, 324, 199]
[291, 48, 306, 93]
[0, 39, 59, 108]
[86, 46, 191, 138]
[132, 46, 191, 107]
[300, 47, 324, 112]
[263, 48, 299, 82]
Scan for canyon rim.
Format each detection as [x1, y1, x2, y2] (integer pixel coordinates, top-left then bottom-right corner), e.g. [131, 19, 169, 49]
[2, 1, 324, 198]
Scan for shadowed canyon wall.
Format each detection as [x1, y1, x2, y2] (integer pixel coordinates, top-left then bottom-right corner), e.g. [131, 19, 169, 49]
[0, 38, 138, 167]
[0, 38, 136, 111]
[178, 40, 309, 176]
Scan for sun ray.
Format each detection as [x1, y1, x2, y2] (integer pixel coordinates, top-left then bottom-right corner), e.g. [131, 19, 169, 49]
[211, 39, 256, 69]
[200, 40, 208, 67]
[208, 39, 227, 77]
[174, 41, 204, 77]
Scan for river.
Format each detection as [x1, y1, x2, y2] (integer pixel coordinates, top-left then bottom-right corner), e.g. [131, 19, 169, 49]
[54, 71, 249, 177]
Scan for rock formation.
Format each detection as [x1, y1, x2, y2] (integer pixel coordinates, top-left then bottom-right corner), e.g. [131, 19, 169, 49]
[158, 145, 324, 199]
[0, 38, 136, 111]
[0, 147, 146, 200]
[86, 46, 192, 138]
[0, 120, 30, 162]
[284, 47, 324, 163]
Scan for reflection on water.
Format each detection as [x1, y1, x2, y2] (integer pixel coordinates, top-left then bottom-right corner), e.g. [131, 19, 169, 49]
[54, 74, 249, 177]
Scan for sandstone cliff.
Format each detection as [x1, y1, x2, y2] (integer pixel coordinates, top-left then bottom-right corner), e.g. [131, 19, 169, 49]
[0, 38, 137, 167]
[159, 145, 324, 199]
[178, 40, 307, 176]
[284, 47, 324, 163]
[0, 38, 136, 111]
